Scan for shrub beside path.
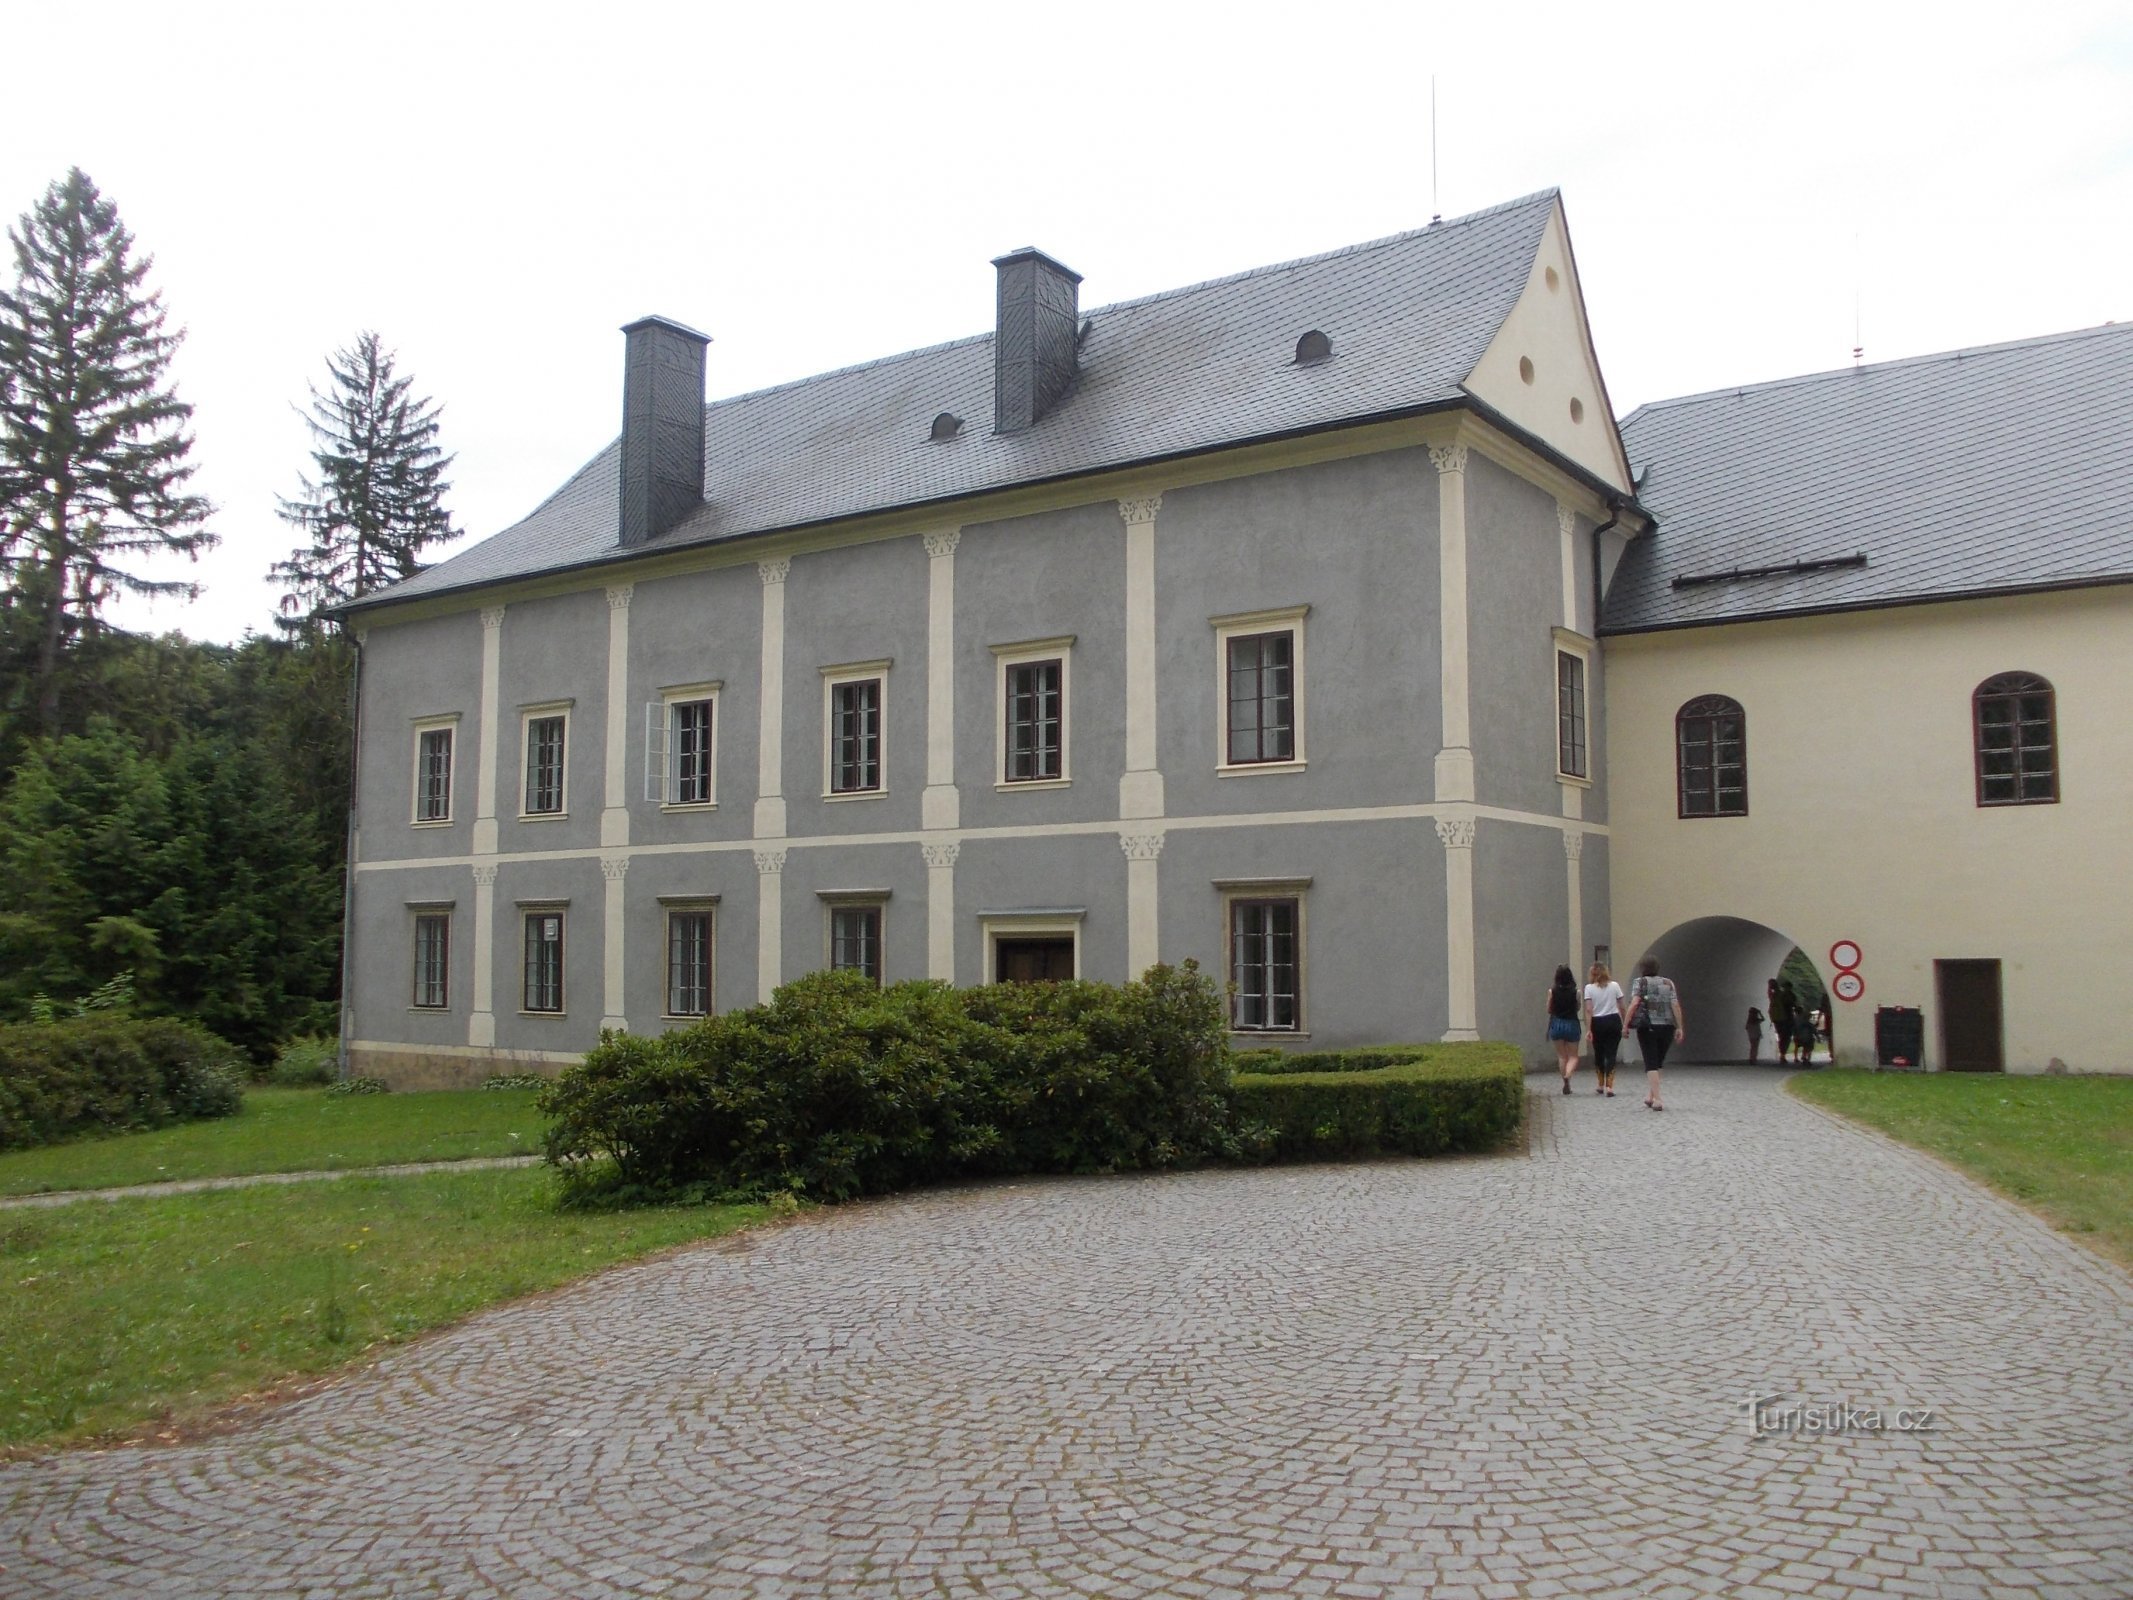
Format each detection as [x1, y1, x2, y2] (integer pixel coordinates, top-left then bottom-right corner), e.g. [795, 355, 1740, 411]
[2, 1066, 2128, 1597]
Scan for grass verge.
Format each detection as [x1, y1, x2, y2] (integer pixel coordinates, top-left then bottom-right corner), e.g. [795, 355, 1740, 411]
[0, 1165, 764, 1451]
[1787, 1071, 2133, 1269]
[0, 1087, 547, 1196]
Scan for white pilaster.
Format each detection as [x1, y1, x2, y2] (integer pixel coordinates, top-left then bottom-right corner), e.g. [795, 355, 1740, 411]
[469, 862, 499, 1047]
[923, 840, 960, 981]
[754, 559, 790, 839]
[1563, 829, 1585, 974]
[601, 585, 633, 848]
[754, 847, 787, 1003]
[922, 530, 962, 830]
[1436, 815, 1479, 1041]
[1117, 495, 1165, 819]
[1430, 445, 1474, 803]
[600, 854, 629, 1031]
[1121, 831, 1165, 978]
[1557, 502, 1579, 633]
[473, 606, 505, 856]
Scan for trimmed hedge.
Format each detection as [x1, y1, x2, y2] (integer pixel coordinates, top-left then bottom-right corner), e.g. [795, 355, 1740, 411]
[1230, 1042, 1524, 1160]
[0, 1015, 246, 1153]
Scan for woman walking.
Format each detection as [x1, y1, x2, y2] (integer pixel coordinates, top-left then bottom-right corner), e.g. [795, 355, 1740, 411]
[1625, 956, 1685, 1111]
[1547, 965, 1583, 1093]
[1583, 961, 1626, 1096]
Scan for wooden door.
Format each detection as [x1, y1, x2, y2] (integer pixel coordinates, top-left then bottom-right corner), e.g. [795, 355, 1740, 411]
[996, 938, 1074, 983]
[1936, 960, 2004, 1072]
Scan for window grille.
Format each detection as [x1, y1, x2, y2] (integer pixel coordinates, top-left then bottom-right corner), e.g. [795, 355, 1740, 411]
[1676, 694, 1747, 817]
[830, 679, 882, 793]
[523, 912, 564, 1012]
[1230, 898, 1300, 1031]
[1557, 651, 1587, 779]
[666, 910, 712, 1015]
[830, 904, 882, 983]
[1226, 632, 1295, 764]
[1004, 659, 1064, 782]
[669, 699, 712, 804]
[416, 728, 452, 821]
[1973, 672, 2058, 805]
[412, 913, 449, 1008]
[525, 716, 566, 814]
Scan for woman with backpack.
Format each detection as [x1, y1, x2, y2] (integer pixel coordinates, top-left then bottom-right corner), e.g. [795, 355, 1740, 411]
[1546, 964, 1583, 1094]
[1625, 956, 1685, 1111]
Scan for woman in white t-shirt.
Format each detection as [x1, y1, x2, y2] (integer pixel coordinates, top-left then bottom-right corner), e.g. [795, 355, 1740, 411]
[1582, 962, 1626, 1097]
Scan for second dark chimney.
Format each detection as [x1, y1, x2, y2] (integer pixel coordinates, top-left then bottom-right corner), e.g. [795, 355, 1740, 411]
[618, 315, 710, 546]
[992, 248, 1082, 435]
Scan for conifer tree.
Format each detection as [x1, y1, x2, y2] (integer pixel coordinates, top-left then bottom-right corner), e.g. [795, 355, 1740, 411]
[270, 331, 457, 625]
[0, 168, 215, 732]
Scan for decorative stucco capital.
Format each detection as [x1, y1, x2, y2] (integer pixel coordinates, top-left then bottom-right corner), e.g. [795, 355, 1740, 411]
[471, 863, 500, 887]
[1557, 502, 1577, 541]
[922, 841, 961, 870]
[1116, 494, 1163, 526]
[1119, 832, 1166, 861]
[1563, 829, 1585, 862]
[922, 530, 961, 560]
[1434, 816, 1476, 851]
[1428, 442, 1469, 477]
[753, 847, 788, 875]
[480, 605, 507, 631]
[606, 584, 634, 612]
[757, 558, 791, 587]
[601, 854, 631, 880]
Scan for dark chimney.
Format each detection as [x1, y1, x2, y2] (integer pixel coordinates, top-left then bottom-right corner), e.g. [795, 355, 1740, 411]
[618, 315, 710, 546]
[991, 248, 1081, 435]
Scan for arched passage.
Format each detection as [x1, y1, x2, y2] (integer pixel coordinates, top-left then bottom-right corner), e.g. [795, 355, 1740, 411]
[1636, 916, 1827, 1065]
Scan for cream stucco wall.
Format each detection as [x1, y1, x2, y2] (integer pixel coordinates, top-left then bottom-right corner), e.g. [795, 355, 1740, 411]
[1605, 586, 2133, 1073]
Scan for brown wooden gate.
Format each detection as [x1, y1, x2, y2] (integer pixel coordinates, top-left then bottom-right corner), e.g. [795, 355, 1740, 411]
[1935, 960, 2004, 1072]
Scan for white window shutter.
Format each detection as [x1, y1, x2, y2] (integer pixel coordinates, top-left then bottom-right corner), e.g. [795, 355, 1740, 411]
[644, 702, 668, 803]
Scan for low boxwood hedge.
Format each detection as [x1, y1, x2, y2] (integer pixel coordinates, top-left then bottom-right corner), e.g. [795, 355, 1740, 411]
[0, 1015, 245, 1153]
[1229, 1042, 1524, 1160]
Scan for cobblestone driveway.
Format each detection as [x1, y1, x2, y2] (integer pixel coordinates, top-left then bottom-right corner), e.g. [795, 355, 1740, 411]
[5, 1068, 2131, 1599]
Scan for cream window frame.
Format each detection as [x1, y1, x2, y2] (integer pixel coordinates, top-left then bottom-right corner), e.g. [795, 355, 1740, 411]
[658, 896, 719, 1019]
[1552, 628, 1595, 788]
[518, 700, 574, 821]
[409, 714, 460, 827]
[656, 681, 722, 811]
[516, 899, 569, 1016]
[979, 910, 1084, 984]
[818, 890, 890, 982]
[407, 900, 454, 1011]
[991, 635, 1075, 791]
[1214, 876, 1311, 1037]
[1212, 605, 1309, 776]
[820, 660, 891, 800]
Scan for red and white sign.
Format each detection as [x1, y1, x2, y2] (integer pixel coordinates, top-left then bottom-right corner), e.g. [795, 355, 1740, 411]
[1829, 940, 1862, 972]
[1832, 971, 1866, 1003]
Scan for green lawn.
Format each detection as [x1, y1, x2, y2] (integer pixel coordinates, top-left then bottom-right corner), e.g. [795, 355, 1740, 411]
[0, 1165, 764, 1451]
[0, 1087, 548, 1196]
[1788, 1071, 2133, 1268]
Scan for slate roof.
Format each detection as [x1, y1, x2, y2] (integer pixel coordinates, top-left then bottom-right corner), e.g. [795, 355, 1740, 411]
[356, 191, 1562, 612]
[1605, 321, 2133, 633]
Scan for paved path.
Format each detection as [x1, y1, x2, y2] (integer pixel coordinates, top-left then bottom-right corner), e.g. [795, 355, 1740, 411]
[0, 1154, 544, 1211]
[4, 1068, 2130, 1598]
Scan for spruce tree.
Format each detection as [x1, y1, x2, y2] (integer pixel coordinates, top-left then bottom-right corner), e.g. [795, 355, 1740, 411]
[270, 331, 457, 625]
[0, 168, 215, 732]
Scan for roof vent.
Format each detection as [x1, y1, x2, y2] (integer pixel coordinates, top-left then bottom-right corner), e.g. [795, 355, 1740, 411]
[1295, 330, 1332, 365]
[992, 247, 1082, 435]
[929, 411, 963, 442]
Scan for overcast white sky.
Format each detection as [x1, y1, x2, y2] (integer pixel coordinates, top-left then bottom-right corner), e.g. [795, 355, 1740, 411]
[5, 0, 2128, 643]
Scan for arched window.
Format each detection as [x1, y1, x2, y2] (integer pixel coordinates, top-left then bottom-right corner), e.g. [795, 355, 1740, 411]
[1294, 330, 1332, 365]
[1973, 672, 2057, 805]
[1676, 694, 1747, 817]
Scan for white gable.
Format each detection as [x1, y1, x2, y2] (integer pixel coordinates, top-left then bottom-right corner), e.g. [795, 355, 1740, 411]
[1463, 201, 1632, 493]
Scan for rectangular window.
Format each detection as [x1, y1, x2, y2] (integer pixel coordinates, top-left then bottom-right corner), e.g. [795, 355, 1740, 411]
[1004, 658, 1064, 782]
[524, 713, 566, 815]
[829, 676, 883, 794]
[523, 910, 565, 1012]
[414, 726, 454, 822]
[670, 698, 713, 805]
[665, 908, 713, 1016]
[1227, 632, 1294, 764]
[412, 913, 450, 1008]
[829, 904, 882, 983]
[1557, 650, 1588, 779]
[1230, 897, 1301, 1032]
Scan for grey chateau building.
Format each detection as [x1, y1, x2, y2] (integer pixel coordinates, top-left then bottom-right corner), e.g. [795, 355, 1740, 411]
[340, 190, 1644, 1086]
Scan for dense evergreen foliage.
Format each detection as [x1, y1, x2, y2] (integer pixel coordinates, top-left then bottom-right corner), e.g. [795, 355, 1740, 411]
[270, 331, 458, 626]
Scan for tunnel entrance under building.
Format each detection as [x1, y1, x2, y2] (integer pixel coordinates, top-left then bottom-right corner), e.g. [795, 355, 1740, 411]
[1636, 917, 1830, 1066]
